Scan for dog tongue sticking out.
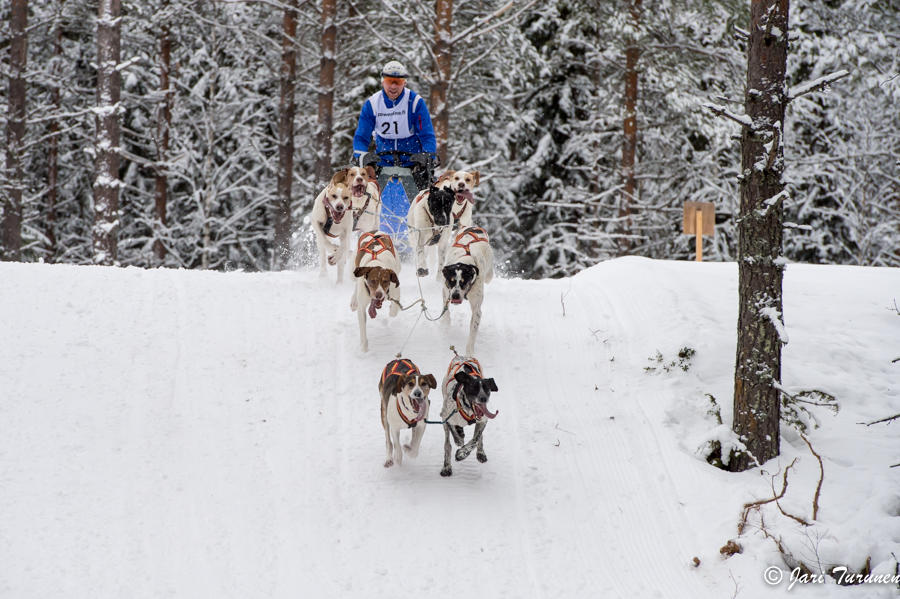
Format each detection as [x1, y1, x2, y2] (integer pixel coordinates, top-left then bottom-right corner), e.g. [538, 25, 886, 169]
[368, 298, 383, 319]
[412, 398, 427, 423]
[457, 189, 475, 204]
[473, 402, 498, 419]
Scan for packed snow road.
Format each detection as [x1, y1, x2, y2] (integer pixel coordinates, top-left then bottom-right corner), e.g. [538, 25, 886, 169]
[1, 257, 898, 598]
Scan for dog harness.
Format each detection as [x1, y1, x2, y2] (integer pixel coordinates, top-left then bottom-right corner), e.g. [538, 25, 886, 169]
[352, 181, 381, 232]
[358, 232, 396, 260]
[448, 357, 484, 423]
[381, 359, 422, 427]
[451, 227, 489, 257]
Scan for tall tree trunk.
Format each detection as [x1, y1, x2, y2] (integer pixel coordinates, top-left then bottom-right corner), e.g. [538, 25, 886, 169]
[730, 0, 790, 472]
[431, 0, 452, 164]
[315, 0, 336, 185]
[93, 0, 122, 265]
[618, 0, 640, 256]
[275, 0, 298, 269]
[2, 0, 27, 262]
[47, 2, 64, 260]
[201, 25, 218, 270]
[154, 0, 172, 263]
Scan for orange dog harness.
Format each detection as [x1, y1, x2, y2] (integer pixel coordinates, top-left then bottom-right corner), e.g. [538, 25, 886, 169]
[451, 227, 489, 256]
[358, 232, 395, 260]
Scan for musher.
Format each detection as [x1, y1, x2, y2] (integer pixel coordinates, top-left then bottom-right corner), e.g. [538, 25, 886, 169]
[352, 61, 438, 233]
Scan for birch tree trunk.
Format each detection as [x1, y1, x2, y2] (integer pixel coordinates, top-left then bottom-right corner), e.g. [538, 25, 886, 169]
[730, 0, 790, 472]
[618, 0, 640, 256]
[154, 0, 172, 263]
[93, 0, 122, 265]
[315, 0, 336, 185]
[431, 0, 452, 164]
[275, 0, 298, 269]
[2, 0, 27, 261]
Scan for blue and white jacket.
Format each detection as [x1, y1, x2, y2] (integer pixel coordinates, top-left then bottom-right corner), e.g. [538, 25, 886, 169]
[353, 88, 437, 167]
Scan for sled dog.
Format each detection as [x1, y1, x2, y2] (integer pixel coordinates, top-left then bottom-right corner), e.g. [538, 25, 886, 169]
[310, 167, 381, 284]
[350, 232, 401, 353]
[439, 354, 498, 477]
[440, 226, 494, 356]
[379, 358, 436, 468]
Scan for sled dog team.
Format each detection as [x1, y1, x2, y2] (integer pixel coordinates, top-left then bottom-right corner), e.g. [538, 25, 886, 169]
[312, 166, 499, 476]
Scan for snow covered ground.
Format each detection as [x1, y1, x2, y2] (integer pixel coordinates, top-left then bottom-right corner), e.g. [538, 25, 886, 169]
[1, 256, 898, 598]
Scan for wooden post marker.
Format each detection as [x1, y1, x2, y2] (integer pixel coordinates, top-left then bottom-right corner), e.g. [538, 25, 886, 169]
[682, 202, 715, 261]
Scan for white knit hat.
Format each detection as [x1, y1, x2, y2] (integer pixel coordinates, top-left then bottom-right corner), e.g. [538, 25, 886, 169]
[381, 61, 409, 78]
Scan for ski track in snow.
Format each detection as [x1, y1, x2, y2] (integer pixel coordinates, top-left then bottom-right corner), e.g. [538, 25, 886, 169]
[1, 258, 898, 598]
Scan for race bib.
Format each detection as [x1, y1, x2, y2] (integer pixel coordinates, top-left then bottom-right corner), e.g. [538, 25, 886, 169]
[370, 89, 413, 140]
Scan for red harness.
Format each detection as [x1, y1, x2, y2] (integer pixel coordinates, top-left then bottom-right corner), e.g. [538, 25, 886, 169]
[452, 227, 489, 256]
[448, 357, 484, 423]
[358, 232, 396, 261]
[381, 359, 421, 426]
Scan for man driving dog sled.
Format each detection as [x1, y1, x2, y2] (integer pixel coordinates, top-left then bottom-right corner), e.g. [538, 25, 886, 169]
[352, 60, 438, 199]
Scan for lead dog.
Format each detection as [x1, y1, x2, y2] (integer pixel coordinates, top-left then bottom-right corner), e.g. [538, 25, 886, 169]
[311, 167, 381, 284]
[350, 232, 401, 353]
[379, 358, 437, 468]
[439, 354, 498, 477]
[441, 226, 494, 356]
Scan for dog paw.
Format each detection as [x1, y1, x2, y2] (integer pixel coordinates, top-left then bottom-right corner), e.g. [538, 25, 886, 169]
[477, 452, 488, 463]
[440, 467, 453, 477]
[384, 459, 394, 468]
[417, 267, 429, 277]
[327, 255, 337, 266]
[455, 448, 470, 462]
[360, 341, 369, 353]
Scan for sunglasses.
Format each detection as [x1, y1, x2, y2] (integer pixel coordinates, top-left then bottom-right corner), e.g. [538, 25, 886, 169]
[383, 77, 406, 86]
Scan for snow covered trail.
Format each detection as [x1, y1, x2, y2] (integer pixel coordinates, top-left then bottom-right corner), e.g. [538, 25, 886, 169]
[1, 258, 898, 598]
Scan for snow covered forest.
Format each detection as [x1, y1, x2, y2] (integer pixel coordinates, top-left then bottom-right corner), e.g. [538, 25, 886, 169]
[1, 0, 898, 276]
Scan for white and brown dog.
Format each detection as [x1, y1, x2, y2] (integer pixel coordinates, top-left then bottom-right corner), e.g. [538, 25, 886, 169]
[439, 354, 498, 477]
[407, 170, 480, 279]
[379, 358, 436, 468]
[350, 232, 400, 353]
[311, 167, 381, 284]
[441, 226, 494, 357]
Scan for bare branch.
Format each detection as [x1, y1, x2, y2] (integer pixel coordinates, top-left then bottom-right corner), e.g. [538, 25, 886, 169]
[864, 413, 900, 426]
[702, 103, 754, 129]
[799, 433, 824, 521]
[788, 70, 850, 101]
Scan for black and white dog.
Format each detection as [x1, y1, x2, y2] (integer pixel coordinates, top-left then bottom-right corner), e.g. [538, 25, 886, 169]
[407, 186, 458, 277]
[439, 355, 498, 477]
[441, 227, 494, 356]
[379, 358, 436, 468]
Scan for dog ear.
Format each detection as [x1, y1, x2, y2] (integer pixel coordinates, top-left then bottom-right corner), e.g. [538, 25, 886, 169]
[331, 169, 349, 186]
[436, 171, 454, 187]
[389, 271, 400, 287]
[471, 171, 481, 187]
[483, 377, 498, 392]
[365, 165, 376, 180]
[353, 266, 372, 279]
[454, 371, 469, 385]
[395, 374, 407, 394]
[424, 374, 437, 389]
[470, 265, 480, 278]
